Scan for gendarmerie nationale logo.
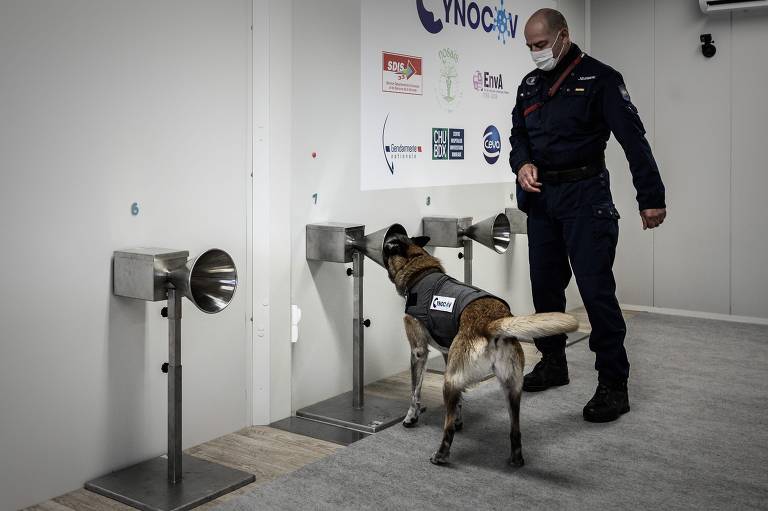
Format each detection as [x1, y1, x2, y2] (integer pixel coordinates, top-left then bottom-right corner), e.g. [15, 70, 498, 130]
[382, 114, 423, 175]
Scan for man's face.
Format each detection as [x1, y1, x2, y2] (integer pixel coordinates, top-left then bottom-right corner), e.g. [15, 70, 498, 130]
[524, 19, 568, 54]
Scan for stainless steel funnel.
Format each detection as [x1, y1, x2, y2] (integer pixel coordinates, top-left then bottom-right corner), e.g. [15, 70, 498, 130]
[462, 213, 511, 254]
[170, 249, 237, 314]
[350, 223, 407, 268]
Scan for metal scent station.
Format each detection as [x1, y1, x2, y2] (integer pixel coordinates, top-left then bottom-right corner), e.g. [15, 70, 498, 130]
[421, 213, 514, 285]
[86, 248, 254, 511]
[298, 223, 411, 433]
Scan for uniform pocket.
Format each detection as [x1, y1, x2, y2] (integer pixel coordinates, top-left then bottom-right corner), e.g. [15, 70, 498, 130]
[518, 84, 543, 127]
[592, 203, 620, 220]
[591, 203, 620, 245]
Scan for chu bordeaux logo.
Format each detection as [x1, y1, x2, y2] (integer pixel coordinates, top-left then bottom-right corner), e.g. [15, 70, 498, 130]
[432, 128, 465, 160]
[416, 0, 519, 45]
[382, 114, 422, 175]
[483, 125, 501, 164]
[382, 51, 423, 95]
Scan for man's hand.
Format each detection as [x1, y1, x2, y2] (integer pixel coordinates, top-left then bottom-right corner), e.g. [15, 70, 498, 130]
[517, 163, 542, 193]
[640, 208, 666, 230]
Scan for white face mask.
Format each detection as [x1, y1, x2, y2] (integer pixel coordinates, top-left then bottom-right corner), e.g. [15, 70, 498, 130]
[531, 31, 565, 71]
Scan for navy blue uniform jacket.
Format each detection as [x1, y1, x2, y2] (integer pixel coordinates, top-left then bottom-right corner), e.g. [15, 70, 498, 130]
[509, 44, 665, 213]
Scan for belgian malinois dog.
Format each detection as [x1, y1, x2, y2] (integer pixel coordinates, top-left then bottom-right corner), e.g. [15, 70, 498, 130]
[383, 234, 578, 467]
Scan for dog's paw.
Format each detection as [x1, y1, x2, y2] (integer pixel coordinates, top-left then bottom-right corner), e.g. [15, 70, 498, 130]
[430, 452, 450, 466]
[402, 416, 419, 428]
[507, 455, 525, 468]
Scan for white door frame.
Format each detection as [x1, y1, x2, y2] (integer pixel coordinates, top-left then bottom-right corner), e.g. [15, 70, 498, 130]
[248, 0, 270, 426]
[248, 0, 293, 425]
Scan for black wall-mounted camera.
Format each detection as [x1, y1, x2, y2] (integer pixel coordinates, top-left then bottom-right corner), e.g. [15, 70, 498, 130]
[701, 34, 716, 58]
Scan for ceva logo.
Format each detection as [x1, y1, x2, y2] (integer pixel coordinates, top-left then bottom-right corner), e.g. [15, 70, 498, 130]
[483, 125, 501, 164]
[416, 0, 519, 45]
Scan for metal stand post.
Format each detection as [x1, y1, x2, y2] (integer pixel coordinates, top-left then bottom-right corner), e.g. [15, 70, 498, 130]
[167, 286, 183, 484]
[462, 238, 473, 285]
[352, 250, 364, 409]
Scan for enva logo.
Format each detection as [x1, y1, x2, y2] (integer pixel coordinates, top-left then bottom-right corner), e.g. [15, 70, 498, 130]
[483, 125, 501, 164]
[416, 0, 519, 45]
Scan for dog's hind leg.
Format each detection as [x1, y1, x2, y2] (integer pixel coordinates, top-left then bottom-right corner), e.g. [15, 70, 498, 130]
[442, 351, 464, 432]
[490, 337, 526, 467]
[431, 336, 488, 465]
[402, 315, 431, 428]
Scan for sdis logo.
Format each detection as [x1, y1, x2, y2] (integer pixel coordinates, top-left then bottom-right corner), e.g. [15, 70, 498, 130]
[382, 52, 423, 95]
[483, 125, 501, 164]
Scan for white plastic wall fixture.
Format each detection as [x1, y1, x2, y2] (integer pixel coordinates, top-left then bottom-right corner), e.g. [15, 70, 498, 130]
[699, 0, 768, 14]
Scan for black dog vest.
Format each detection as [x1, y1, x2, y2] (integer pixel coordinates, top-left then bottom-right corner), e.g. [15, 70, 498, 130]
[405, 271, 508, 350]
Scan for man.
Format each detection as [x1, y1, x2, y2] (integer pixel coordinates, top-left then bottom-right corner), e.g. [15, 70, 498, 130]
[509, 9, 667, 422]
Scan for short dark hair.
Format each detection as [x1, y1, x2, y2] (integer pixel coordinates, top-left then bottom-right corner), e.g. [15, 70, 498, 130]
[532, 8, 568, 34]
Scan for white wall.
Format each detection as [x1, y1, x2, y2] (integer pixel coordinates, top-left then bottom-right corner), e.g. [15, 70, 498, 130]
[288, 0, 587, 411]
[590, 0, 768, 319]
[0, 2, 252, 509]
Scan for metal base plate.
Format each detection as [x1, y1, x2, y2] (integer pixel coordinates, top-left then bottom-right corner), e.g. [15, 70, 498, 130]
[270, 416, 370, 446]
[296, 391, 410, 433]
[85, 454, 255, 511]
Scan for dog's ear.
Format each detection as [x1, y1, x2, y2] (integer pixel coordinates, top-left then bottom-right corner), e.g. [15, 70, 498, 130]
[410, 236, 430, 248]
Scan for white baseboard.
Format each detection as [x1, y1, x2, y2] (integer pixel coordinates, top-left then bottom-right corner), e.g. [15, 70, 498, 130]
[620, 304, 768, 326]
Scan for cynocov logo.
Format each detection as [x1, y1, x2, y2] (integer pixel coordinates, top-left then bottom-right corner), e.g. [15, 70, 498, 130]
[431, 295, 456, 312]
[416, 0, 519, 45]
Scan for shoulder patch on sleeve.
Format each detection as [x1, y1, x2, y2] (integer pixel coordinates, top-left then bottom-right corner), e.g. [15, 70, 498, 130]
[526, 75, 537, 86]
[618, 84, 631, 102]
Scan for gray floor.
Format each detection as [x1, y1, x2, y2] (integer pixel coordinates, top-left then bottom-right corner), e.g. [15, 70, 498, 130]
[215, 313, 768, 511]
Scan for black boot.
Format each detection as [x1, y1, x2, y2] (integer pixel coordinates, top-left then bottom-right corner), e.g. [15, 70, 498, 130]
[583, 381, 630, 423]
[523, 352, 569, 392]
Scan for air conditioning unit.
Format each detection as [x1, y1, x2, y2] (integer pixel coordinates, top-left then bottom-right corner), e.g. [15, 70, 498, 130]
[699, 0, 768, 13]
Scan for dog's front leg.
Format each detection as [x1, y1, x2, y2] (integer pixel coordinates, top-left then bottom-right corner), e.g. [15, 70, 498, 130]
[403, 315, 431, 428]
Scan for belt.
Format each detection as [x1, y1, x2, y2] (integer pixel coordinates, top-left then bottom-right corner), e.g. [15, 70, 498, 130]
[539, 159, 605, 184]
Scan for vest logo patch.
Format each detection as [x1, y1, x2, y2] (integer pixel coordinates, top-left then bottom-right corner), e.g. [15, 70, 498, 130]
[430, 295, 456, 313]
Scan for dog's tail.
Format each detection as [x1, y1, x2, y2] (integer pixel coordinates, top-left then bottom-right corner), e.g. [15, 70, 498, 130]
[488, 313, 579, 341]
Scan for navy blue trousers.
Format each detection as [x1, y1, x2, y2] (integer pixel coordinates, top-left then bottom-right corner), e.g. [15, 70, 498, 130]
[525, 171, 629, 384]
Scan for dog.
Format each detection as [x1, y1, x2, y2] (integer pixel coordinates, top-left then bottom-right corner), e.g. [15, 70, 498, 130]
[382, 234, 578, 467]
